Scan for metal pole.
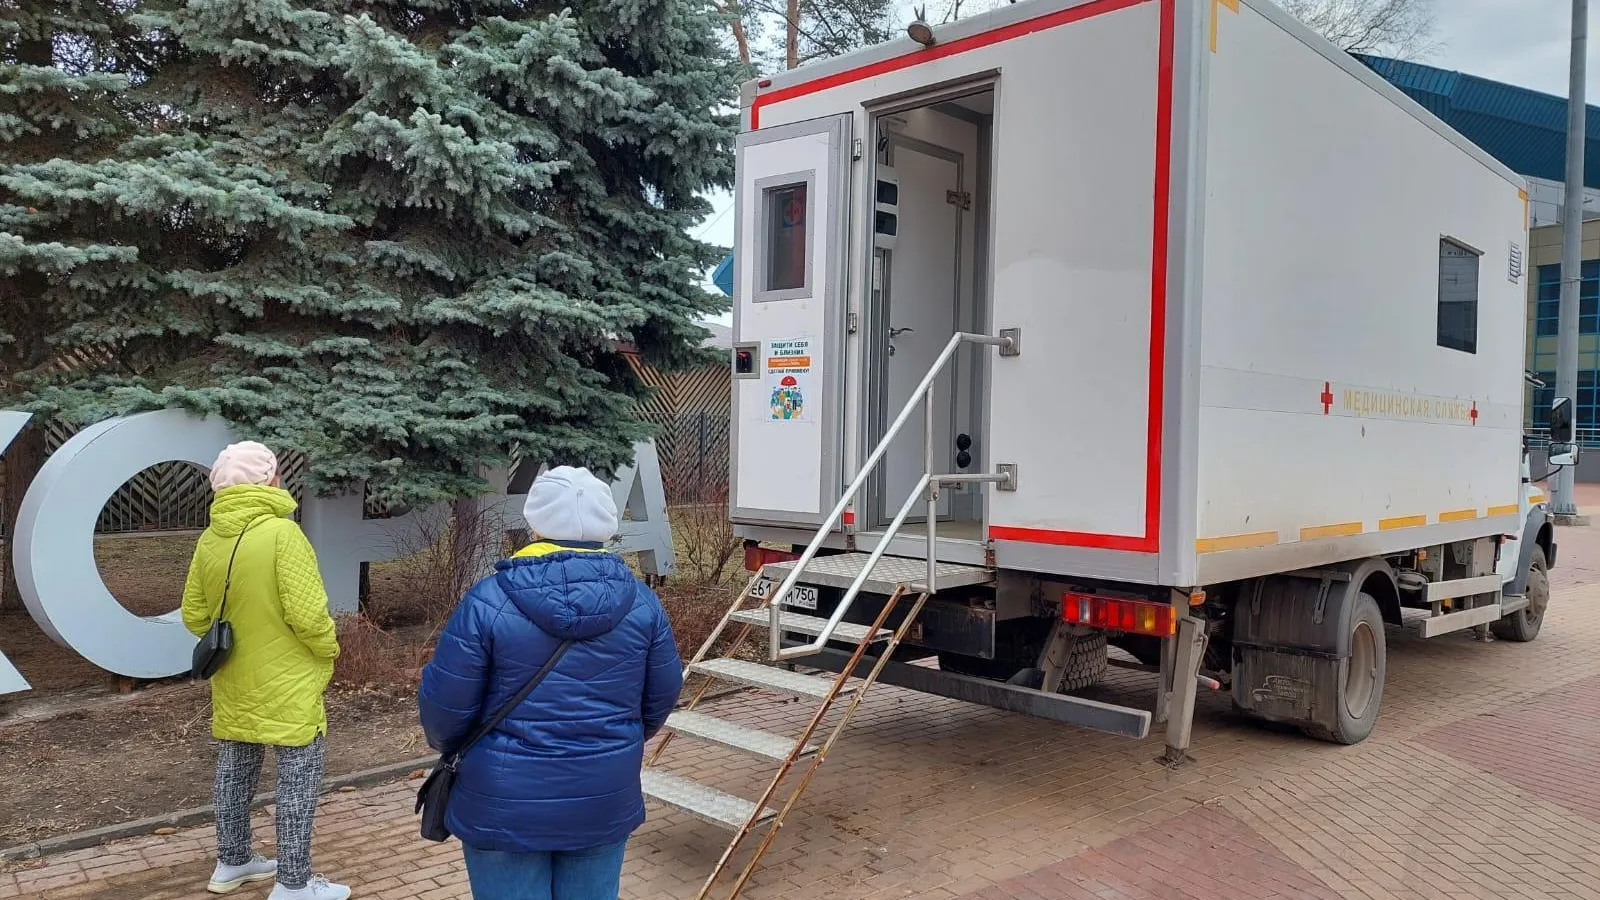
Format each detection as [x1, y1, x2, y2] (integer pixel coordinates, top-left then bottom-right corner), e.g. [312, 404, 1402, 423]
[1553, 0, 1589, 519]
[925, 393, 937, 594]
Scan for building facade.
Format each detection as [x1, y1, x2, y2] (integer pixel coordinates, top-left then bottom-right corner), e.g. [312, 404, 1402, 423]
[1525, 218, 1600, 442]
[1359, 56, 1600, 444]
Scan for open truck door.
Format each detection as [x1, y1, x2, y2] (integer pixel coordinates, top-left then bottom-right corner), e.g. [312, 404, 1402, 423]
[730, 114, 853, 528]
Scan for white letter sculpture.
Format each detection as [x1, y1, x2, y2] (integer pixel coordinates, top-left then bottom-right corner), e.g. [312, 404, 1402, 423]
[13, 409, 238, 680]
[0, 410, 34, 694]
[0, 409, 676, 695]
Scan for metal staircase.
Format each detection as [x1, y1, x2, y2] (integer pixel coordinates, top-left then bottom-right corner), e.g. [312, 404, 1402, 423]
[641, 332, 1017, 900]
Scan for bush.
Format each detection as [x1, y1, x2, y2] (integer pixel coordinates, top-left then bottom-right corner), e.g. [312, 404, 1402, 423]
[655, 475, 748, 659]
[332, 615, 430, 693]
[366, 500, 510, 629]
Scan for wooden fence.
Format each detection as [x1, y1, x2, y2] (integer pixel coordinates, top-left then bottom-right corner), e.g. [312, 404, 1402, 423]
[1, 360, 732, 535]
[629, 353, 732, 504]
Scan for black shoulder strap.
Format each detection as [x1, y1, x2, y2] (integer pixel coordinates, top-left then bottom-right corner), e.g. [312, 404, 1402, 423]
[449, 640, 575, 764]
[214, 518, 261, 623]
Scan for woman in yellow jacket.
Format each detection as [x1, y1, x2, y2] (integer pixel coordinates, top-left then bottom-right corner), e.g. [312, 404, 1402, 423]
[180, 442, 347, 900]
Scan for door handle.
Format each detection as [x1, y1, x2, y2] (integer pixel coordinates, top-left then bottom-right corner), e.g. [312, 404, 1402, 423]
[887, 326, 913, 357]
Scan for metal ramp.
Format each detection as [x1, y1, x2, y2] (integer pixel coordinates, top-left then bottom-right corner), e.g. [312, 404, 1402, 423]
[643, 579, 930, 899]
[641, 332, 1018, 900]
[761, 552, 996, 594]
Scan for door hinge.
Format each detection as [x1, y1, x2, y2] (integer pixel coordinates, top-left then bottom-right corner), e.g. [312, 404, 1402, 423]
[852, 139, 864, 160]
[847, 311, 860, 334]
[946, 190, 972, 210]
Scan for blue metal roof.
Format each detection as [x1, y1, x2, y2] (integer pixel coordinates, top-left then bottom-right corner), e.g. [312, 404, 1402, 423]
[711, 253, 733, 296]
[1358, 54, 1600, 188]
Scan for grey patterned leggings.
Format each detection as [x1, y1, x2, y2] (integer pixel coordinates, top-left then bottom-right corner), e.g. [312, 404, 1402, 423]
[213, 737, 326, 890]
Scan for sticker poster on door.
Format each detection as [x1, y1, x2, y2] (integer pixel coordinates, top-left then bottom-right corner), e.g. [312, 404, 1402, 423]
[766, 338, 813, 422]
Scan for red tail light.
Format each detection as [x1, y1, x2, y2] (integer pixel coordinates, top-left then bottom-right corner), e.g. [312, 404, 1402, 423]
[1061, 591, 1176, 637]
[743, 542, 801, 572]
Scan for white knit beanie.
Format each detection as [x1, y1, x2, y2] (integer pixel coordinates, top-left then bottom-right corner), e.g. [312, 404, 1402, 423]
[522, 466, 618, 544]
[210, 441, 279, 492]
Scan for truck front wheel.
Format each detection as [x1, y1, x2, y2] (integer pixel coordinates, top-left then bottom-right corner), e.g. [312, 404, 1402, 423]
[1303, 591, 1386, 745]
[1492, 545, 1548, 642]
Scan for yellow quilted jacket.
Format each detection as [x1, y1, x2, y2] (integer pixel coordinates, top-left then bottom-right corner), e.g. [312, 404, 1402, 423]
[181, 484, 340, 746]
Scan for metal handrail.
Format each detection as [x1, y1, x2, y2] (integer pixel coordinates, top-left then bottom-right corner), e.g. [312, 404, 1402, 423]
[766, 331, 1016, 661]
[1524, 426, 1600, 448]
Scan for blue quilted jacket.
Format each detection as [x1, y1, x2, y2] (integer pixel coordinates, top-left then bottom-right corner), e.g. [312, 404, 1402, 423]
[417, 543, 683, 852]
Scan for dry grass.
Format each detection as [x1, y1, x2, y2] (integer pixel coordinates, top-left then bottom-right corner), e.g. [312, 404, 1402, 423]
[657, 581, 736, 659]
[331, 615, 433, 693]
[651, 479, 749, 659]
[364, 501, 511, 629]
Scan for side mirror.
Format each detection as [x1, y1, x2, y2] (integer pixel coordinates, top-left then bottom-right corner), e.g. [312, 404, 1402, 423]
[1549, 442, 1581, 468]
[1550, 396, 1575, 445]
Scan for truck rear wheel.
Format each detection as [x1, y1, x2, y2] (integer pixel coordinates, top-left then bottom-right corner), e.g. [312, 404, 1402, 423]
[1491, 546, 1548, 643]
[1302, 591, 1386, 745]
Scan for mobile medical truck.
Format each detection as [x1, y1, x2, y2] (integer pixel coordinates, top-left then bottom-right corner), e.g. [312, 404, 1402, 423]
[641, 1, 1577, 896]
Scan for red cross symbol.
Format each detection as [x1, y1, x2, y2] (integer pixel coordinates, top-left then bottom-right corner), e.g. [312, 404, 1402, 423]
[1470, 401, 1478, 425]
[1320, 382, 1334, 415]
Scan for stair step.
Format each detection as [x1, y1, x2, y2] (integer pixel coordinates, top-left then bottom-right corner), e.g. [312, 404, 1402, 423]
[666, 710, 816, 761]
[690, 658, 855, 700]
[730, 608, 889, 643]
[641, 769, 776, 831]
[763, 552, 994, 594]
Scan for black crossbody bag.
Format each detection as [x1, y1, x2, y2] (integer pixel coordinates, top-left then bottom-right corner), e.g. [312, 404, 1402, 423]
[191, 523, 255, 680]
[416, 639, 574, 842]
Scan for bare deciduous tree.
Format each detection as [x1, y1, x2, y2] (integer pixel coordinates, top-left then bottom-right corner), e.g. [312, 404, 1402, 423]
[930, 0, 1009, 26]
[1279, 0, 1437, 60]
[714, 0, 894, 70]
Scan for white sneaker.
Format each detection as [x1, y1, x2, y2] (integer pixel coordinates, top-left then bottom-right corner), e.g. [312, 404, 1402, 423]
[268, 875, 352, 900]
[207, 854, 278, 893]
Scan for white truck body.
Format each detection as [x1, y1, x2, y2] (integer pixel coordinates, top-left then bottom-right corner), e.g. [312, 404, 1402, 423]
[728, 0, 1530, 589]
[640, 0, 1565, 880]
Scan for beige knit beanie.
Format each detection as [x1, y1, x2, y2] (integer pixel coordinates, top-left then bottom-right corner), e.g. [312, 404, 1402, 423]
[210, 441, 279, 491]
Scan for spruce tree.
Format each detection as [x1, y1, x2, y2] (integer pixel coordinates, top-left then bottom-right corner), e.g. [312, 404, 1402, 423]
[2, 0, 739, 508]
[0, 1, 177, 603]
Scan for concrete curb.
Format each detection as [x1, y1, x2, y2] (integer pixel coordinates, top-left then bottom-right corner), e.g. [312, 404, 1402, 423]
[0, 755, 436, 862]
[0, 684, 752, 863]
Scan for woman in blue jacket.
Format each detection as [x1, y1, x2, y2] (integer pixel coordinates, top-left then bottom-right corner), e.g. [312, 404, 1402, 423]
[418, 466, 683, 900]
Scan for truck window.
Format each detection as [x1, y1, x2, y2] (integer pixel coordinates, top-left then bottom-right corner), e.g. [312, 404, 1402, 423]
[1437, 237, 1481, 354]
[757, 177, 813, 300]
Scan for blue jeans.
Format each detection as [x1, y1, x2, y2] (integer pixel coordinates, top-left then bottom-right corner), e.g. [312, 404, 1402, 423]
[462, 841, 628, 900]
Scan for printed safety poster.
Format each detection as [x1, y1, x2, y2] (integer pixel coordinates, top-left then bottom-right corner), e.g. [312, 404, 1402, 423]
[766, 338, 813, 422]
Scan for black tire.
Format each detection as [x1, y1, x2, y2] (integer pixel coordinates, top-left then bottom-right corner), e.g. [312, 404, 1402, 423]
[1491, 546, 1548, 642]
[1302, 591, 1386, 745]
[1054, 631, 1110, 692]
[938, 631, 1109, 692]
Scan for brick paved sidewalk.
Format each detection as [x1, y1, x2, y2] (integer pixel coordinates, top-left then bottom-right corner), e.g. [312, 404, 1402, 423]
[7, 577, 1600, 899]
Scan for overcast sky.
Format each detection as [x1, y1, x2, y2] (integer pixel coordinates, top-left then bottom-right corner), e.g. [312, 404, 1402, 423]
[1432, 0, 1598, 98]
[693, 0, 1600, 303]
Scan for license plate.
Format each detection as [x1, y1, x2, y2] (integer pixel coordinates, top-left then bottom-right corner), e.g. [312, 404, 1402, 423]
[751, 579, 819, 611]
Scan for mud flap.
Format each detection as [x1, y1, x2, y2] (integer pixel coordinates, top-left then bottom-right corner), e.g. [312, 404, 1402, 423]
[1230, 560, 1391, 733]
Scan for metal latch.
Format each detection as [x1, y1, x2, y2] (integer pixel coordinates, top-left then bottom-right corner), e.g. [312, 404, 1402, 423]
[946, 190, 971, 210]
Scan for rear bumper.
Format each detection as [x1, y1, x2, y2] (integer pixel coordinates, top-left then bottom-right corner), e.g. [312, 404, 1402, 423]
[795, 647, 1152, 739]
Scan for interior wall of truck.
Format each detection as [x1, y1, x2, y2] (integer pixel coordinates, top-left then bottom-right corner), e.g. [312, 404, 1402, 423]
[864, 93, 991, 550]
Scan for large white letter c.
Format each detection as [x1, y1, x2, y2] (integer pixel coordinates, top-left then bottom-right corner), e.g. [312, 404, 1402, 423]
[14, 410, 239, 679]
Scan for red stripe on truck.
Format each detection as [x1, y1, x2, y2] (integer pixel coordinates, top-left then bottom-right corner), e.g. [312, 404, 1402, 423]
[748, 0, 1177, 554]
[751, 0, 1152, 129]
[753, 0, 1177, 554]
